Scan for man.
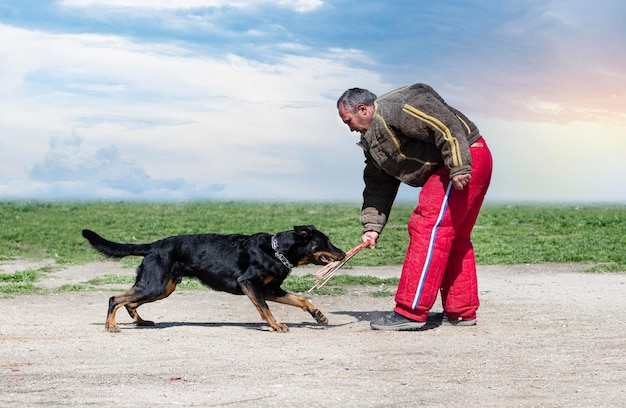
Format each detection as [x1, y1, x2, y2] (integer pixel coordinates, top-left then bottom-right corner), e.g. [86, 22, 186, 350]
[337, 83, 492, 330]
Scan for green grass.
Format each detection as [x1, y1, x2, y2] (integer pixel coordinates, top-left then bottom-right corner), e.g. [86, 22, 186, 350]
[0, 270, 39, 283]
[472, 204, 626, 268]
[0, 201, 372, 264]
[0, 266, 55, 295]
[1, 201, 625, 296]
[1, 201, 625, 267]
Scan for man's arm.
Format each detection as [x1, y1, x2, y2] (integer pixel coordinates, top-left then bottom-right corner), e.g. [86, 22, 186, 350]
[360, 157, 401, 242]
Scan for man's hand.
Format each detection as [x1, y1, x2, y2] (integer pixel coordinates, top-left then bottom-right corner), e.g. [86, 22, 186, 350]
[362, 231, 379, 249]
[451, 174, 471, 190]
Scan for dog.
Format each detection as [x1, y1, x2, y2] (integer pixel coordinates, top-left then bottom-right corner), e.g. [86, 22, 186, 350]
[82, 226, 345, 333]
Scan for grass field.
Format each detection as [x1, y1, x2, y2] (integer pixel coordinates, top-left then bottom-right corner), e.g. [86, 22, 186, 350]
[1, 201, 624, 296]
[1, 201, 624, 270]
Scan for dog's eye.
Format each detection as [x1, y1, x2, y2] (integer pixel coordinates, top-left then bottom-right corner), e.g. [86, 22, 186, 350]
[310, 245, 318, 251]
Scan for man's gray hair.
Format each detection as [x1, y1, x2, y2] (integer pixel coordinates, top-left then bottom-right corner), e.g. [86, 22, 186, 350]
[337, 88, 377, 112]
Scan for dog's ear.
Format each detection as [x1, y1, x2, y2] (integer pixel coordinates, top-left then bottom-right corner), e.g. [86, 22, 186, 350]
[294, 225, 316, 236]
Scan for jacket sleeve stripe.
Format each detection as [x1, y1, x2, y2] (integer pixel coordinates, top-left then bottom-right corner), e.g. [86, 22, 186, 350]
[402, 104, 463, 167]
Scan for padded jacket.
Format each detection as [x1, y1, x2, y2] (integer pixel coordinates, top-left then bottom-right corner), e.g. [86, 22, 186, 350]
[359, 83, 482, 234]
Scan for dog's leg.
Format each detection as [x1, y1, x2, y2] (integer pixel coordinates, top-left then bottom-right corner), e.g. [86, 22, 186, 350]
[239, 282, 289, 332]
[105, 278, 177, 332]
[125, 278, 178, 326]
[266, 293, 329, 325]
[125, 304, 154, 326]
[106, 288, 141, 333]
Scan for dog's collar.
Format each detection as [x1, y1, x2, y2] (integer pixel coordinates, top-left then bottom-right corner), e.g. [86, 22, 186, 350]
[271, 235, 293, 270]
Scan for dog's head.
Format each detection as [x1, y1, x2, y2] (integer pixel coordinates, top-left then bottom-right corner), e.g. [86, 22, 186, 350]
[288, 225, 346, 266]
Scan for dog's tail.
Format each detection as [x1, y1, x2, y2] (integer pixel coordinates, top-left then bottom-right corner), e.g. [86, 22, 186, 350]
[82, 229, 153, 258]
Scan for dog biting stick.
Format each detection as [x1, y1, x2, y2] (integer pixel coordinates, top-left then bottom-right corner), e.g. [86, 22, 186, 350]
[308, 241, 369, 291]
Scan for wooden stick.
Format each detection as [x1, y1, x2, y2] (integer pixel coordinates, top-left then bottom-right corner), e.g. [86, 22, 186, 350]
[308, 241, 369, 291]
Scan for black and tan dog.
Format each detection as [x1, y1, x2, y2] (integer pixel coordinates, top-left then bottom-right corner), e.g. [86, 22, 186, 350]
[82, 226, 345, 333]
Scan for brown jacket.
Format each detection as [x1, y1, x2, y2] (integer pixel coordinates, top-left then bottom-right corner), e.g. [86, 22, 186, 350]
[359, 83, 482, 234]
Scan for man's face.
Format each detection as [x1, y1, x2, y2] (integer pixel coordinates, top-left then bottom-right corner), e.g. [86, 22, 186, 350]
[338, 104, 373, 135]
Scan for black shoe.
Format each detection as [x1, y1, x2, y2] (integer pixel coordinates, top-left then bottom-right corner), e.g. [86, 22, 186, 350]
[370, 312, 426, 331]
[442, 315, 477, 326]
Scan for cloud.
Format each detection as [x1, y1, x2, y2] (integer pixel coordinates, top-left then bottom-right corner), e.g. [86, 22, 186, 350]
[11, 134, 225, 200]
[0, 20, 386, 201]
[481, 118, 626, 204]
[366, 2, 625, 127]
[59, 0, 324, 13]
[453, 1, 626, 125]
[1, 1, 625, 205]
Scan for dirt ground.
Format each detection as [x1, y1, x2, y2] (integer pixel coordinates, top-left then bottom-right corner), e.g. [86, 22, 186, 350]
[0, 260, 625, 407]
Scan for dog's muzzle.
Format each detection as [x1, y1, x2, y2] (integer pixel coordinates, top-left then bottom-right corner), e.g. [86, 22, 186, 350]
[316, 250, 346, 264]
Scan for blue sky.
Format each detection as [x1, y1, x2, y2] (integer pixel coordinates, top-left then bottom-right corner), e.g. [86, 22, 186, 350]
[0, 0, 625, 203]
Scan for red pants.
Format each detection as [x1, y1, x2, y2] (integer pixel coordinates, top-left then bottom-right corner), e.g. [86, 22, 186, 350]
[394, 137, 492, 321]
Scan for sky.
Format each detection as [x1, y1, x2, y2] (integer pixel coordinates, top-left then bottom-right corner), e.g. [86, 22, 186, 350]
[0, 0, 625, 204]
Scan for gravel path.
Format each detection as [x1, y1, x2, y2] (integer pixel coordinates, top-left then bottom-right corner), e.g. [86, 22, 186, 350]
[1, 260, 624, 407]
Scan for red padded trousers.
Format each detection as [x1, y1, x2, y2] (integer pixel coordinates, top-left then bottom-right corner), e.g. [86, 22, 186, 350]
[394, 137, 492, 322]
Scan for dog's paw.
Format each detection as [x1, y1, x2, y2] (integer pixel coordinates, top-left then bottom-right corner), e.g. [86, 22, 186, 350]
[312, 310, 328, 325]
[105, 325, 121, 333]
[271, 323, 290, 333]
